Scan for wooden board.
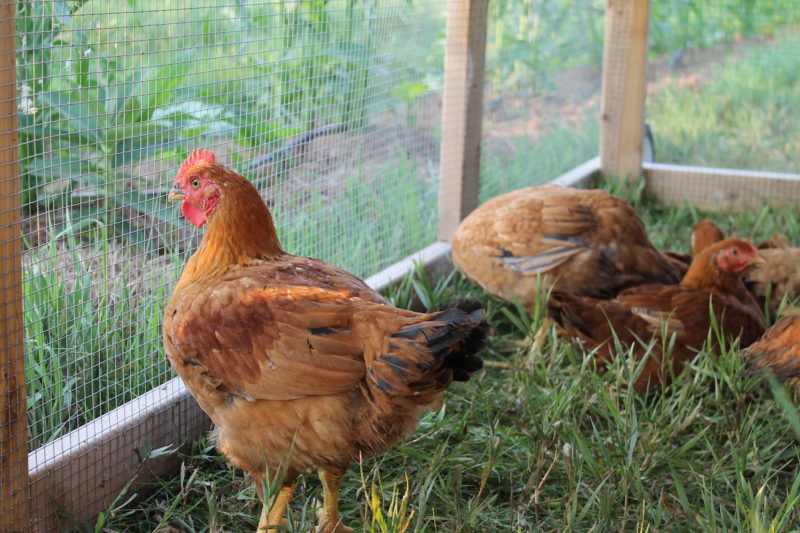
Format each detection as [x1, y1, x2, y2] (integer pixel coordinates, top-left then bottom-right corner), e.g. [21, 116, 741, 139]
[552, 156, 601, 188]
[599, 0, 650, 180]
[437, 0, 489, 241]
[644, 162, 800, 212]
[0, 1, 30, 530]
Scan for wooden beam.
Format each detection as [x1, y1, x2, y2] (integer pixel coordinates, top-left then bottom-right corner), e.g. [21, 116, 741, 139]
[0, 1, 30, 531]
[551, 156, 601, 188]
[28, 378, 210, 531]
[644, 163, 800, 212]
[599, 0, 651, 180]
[365, 241, 451, 291]
[437, 0, 489, 241]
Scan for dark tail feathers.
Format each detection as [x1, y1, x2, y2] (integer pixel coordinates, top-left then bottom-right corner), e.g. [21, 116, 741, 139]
[548, 290, 595, 339]
[365, 300, 488, 410]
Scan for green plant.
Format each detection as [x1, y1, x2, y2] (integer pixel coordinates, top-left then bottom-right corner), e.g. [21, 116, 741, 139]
[23, 221, 181, 448]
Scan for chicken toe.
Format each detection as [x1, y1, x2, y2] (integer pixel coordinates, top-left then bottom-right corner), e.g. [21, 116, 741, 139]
[315, 467, 353, 533]
[254, 476, 296, 533]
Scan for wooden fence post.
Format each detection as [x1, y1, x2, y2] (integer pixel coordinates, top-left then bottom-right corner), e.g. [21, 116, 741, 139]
[0, 1, 30, 531]
[437, 0, 488, 242]
[599, 0, 650, 180]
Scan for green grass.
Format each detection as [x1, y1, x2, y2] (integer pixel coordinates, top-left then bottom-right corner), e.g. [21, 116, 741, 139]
[648, 34, 800, 173]
[23, 224, 183, 449]
[73, 191, 800, 532]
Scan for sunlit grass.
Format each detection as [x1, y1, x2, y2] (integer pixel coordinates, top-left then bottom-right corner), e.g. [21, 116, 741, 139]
[648, 35, 800, 173]
[23, 225, 182, 448]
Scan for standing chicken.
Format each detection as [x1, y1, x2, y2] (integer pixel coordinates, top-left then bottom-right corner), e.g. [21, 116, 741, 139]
[163, 150, 487, 532]
[742, 309, 800, 389]
[451, 184, 685, 313]
[548, 239, 765, 392]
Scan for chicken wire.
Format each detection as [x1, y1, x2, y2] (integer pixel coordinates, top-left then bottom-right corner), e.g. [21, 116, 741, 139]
[9, 0, 447, 527]
[479, 0, 604, 201]
[645, 0, 800, 175]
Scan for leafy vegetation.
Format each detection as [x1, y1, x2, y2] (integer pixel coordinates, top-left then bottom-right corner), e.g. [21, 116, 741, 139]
[485, 0, 800, 92]
[16, 0, 439, 250]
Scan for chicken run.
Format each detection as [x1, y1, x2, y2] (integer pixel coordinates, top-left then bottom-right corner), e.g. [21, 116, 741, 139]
[4, 1, 800, 531]
[156, 150, 799, 532]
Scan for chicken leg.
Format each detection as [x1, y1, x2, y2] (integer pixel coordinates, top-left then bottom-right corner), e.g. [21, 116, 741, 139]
[315, 466, 353, 533]
[253, 472, 296, 533]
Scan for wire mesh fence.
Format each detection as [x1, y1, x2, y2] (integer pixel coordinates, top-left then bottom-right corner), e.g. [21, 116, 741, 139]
[479, 0, 603, 201]
[18, 0, 447, 445]
[4, 0, 800, 529]
[11, 0, 448, 527]
[645, 0, 800, 174]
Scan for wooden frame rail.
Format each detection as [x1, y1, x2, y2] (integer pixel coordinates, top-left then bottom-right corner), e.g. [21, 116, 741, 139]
[599, 0, 650, 180]
[644, 163, 800, 212]
[0, 1, 29, 531]
[437, 0, 489, 241]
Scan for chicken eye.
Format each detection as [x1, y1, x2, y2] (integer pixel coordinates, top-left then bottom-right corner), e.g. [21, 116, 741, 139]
[191, 178, 201, 189]
[731, 249, 739, 256]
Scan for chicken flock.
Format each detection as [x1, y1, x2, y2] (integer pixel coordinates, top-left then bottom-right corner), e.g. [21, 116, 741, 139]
[163, 151, 799, 532]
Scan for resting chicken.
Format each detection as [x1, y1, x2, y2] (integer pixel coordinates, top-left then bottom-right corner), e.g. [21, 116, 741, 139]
[677, 218, 800, 318]
[162, 150, 487, 532]
[451, 184, 685, 313]
[742, 309, 800, 389]
[548, 239, 765, 392]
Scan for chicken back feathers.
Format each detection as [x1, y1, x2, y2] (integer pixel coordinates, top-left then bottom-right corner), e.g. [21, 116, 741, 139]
[451, 184, 684, 312]
[742, 310, 800, 388]
[163, 151, 487, 502]
[548, 238, 765, 392]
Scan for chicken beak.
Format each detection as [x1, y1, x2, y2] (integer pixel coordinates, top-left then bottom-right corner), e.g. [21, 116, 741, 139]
[168, 188, 185, 202]
[747, 254, 766, 266]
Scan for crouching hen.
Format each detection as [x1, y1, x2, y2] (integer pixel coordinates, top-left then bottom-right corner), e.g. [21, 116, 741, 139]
[742, 308, 800, 389]
[163, 150, 487, 532]
[451, 184, 685, 314]
[548, 239, 765, 392]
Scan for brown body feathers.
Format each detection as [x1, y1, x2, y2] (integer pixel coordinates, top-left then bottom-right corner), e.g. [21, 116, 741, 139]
[742, 310, 800, 389]
[163, 151, 487, 532]
[451, 184, 685, 313]
[548, 238, 765, 392]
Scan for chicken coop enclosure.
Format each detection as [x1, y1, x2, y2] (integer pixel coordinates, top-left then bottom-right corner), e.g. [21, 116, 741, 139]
[1, 0, 799, 530]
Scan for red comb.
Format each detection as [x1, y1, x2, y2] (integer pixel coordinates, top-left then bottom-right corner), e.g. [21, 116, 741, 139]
[178, 149, 216, 176]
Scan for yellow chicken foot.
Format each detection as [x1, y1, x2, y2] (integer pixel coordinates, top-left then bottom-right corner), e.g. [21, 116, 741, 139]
[253, 473, 296, 533]
[315, 466, 353, 533]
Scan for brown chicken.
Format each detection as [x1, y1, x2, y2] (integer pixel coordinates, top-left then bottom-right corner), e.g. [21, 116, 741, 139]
[742, 309, 800, 388]
[548, 238, 766, 392]
[162, 150, 487, 533]
[690, 218, 726, 257]
[681, 219, 800, 317]
[451, 184, 685, 313]
[746, 245, 800, 317]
